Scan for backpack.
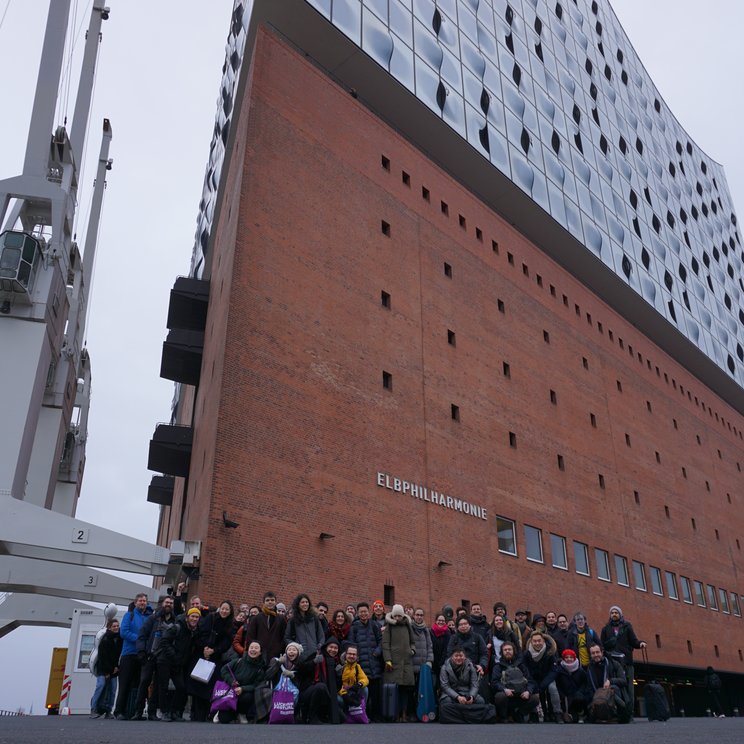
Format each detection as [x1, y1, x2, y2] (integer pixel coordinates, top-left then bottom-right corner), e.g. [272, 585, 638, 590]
[589, 687, 617, 722]
[501, 665, 528, 695]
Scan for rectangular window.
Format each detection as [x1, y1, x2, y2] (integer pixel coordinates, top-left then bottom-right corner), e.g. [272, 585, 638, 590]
[719, 589, 730, 614]
[665, 571, 679, 600]
[382, 371, 392, 391]
[524, 525, 543, 563]
[680, 576, 693, 604]
[731, 593, 741, 617]
[451, 404, 460, 422]
[693, 580, 706, 607]
[615, 555, 629, 586]
[650, 566, 663, 596]
[574, 541, 590, 576]
[551, 534, 568, 570]
[707, 584, 719, 610]
[77, 633, 96, 671]
[422, 186, 430, 201]
[496, 517, 517, 556]
[381, 290, 391, 308]
[593, 549, 610, 581]
[633, 560, 647, 591]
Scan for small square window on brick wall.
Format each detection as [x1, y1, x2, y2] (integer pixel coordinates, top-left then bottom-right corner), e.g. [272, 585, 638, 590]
[447, 329, 456, 346]
[598, 474, 605, 489]
[441, 200, 449, 215]
[492, 240, 499, 254]
[509, 432, 517, 448]
[476, 227, 483, 242]
[507, 252, 514, 265]
[503, 361, 511, 378]
[459, 214, 466, 229]
[497, 299, 505, 313]
[381, 154, 390, 170]
[557, 454, 565, 471]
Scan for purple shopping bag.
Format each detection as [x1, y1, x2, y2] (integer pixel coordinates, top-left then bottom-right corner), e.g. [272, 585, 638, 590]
[268, 679, 297, 724]
[210, 680, 238, 714]
[345, 697, 370, 724]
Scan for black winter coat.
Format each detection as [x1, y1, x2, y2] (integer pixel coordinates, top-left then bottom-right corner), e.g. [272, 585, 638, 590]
[600, 619, 642, 665]
[447, 630, 487, 669]
[521, 649, 559, 690]
[556, 665, 591, 700]
[348, 618, 382, 678]
[96, 630, 122, 676]
[156, 617, 194, 667]
[490, 656, 537, 695]
[136, 609, 177, 657]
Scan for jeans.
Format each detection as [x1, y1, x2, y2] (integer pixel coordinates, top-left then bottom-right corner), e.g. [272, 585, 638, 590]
[91, 675, 117, 713]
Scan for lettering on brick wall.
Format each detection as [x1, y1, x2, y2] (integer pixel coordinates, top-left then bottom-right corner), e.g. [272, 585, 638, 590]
[376, 471, 487, 521]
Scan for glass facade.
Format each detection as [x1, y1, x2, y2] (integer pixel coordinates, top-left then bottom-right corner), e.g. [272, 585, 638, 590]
[196, 0, 744, 391]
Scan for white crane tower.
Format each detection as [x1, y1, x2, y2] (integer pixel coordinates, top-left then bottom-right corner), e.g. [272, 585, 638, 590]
[0, 1, 198, 636]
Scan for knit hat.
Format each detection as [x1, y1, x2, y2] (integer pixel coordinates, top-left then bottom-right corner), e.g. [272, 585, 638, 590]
[531, 614, 546, 627]
[609, 605, 623, 617]
[562, 649, 577, 660]
[285, 641, 303, 657]
[391, 604, 405, 618]
[372, 599, 385, 610]
[187, 608, 201, 618]
[276, 602, 287, 612]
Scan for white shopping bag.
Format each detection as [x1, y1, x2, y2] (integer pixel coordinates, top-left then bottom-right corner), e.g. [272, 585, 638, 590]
[190, 658, 216, 684]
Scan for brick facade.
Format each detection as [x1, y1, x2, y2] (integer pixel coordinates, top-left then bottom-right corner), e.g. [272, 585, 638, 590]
[158, 26, 744, 672]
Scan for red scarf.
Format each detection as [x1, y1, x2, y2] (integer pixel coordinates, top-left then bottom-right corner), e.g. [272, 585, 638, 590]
[431, 623, 449, 639]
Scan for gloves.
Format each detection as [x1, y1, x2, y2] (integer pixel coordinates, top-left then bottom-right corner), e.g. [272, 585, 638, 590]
[410, 648, 416, 656]
[281, 665, 295, 678]
[314, 653, 323, 664]
[335, 664, 343, 674]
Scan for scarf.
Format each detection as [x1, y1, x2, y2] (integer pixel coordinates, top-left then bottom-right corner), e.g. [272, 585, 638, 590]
[328, 620, 350, 641]
[431, 622, 449, 638]
[262, 605, 277, 617]
[561, 657, 580, 673]
[528, 643, 546, 662]
[412, 620, 427, 630]
[314, 656, 327, 684]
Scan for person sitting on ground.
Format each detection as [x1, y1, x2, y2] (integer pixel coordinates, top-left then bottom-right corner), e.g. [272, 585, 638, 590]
[217, 640, 266, 724]
[296, 637, 344, 723]
[586, 643, 629, 723]
[491, 641, 539, 722]
[521, 629, 563, 723]
[438, 646, 496, 723]
[338, 645, 369, 710]
[555, 648, 590, 722]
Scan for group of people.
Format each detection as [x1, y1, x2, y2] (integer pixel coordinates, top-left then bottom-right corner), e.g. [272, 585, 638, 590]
[89, 586, 650, 725]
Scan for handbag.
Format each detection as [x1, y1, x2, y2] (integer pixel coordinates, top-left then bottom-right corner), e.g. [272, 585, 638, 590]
[254, 680, 274, 721]
[190, 658, 216, 684]
[268, 676, 298, 724]
[345, 696, 370, 724]
[210, 664, 239, 715]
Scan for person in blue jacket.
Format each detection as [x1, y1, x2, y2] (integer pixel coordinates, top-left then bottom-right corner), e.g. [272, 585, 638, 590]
[113, 592, 153, 719]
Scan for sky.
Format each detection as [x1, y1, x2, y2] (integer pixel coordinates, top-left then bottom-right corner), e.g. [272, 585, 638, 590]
[0, 0, 742, 714]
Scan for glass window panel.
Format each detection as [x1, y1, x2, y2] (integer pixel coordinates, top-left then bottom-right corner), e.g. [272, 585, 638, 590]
[707, 584, 719, 610]
[551, 534, 567, 569]
[615, 555, 629, 586]
[77, 633, 96, 670]
[665, 571, 679, 600]
[633, 560, 647, 591]
[650, 567, 663, 596]
[693, 580, 706, 607]
[574, 541, 590, 575]
[595, 548, 611, 581]
[524, 525, 543, 563]
[496, 516, 517, 555]
[719, 588, 730, 614]
[731, 593, 741, 617]
[680, 576, 693, 603]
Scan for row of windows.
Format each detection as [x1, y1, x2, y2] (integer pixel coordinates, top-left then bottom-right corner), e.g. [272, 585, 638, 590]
[379, 153, 744, 445]
[495, 516, 742, 618]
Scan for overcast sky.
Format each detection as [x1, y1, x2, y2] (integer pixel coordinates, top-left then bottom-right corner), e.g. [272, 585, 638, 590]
[0, 0, 742, 714]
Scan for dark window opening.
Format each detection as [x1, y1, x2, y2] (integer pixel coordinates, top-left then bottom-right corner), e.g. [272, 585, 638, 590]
[382, 371, 392, 390]
[441, 200, 449, 215]
[550, 389, 557, 404]
[590, 413, 597, 428]
[422, 186, 430, 201]
[444, 262, 452, 278]
[451, 404, 460, 422]
[557, 454, 565, 471]
[447, 329, 456, 346]
[503, 362, 511, 378]
[509, 432, 517, 448]
[381, 290, 391, 308]
[384, 584, 395, 606]
[497, 299, 505, 313]
[381, 220, 391, 236]
[459, 214, 467, 230]
[402, 171, 410, 186]
[381, 155, 390, 171]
